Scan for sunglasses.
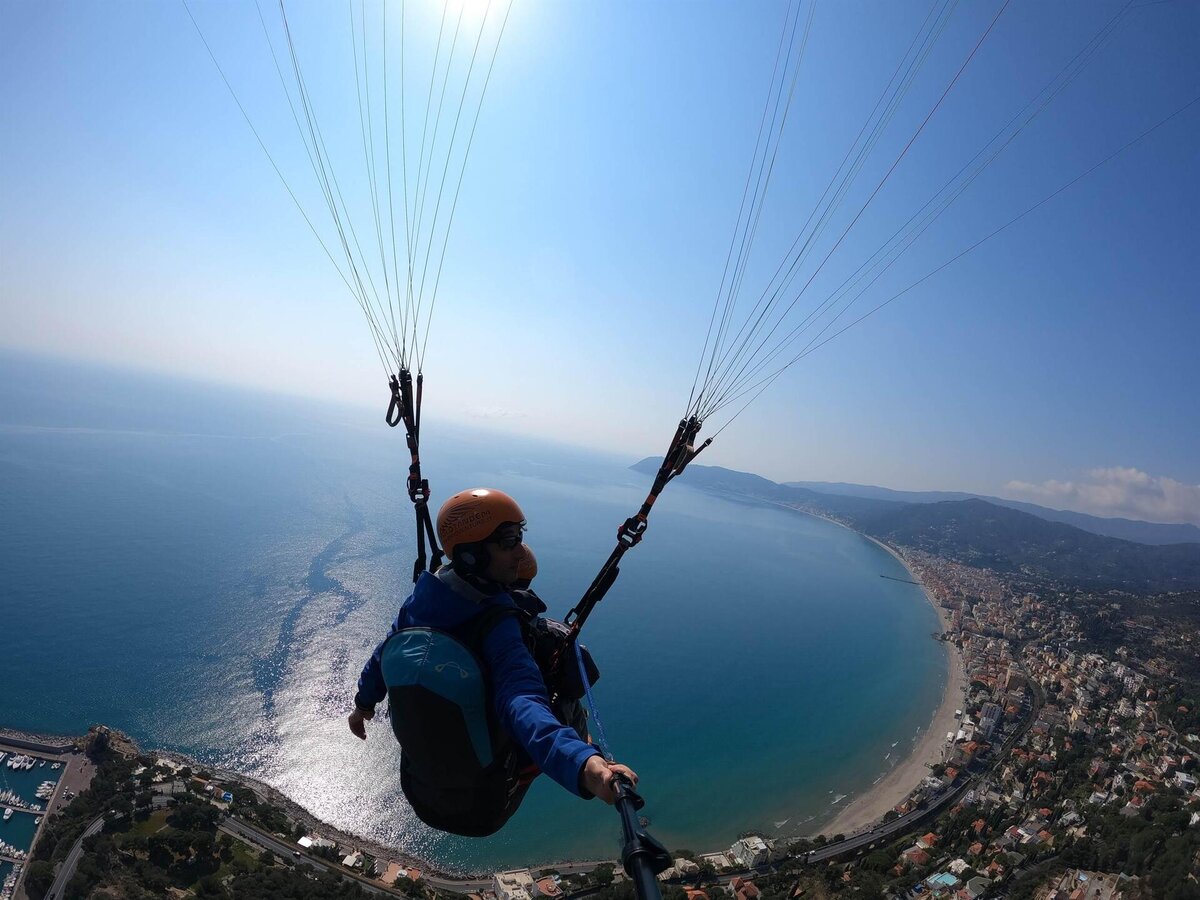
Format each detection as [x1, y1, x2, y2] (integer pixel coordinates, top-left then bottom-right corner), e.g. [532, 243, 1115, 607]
[488, 523, 526, 551]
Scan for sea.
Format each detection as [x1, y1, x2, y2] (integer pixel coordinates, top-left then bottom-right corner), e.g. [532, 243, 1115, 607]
[0, 352, 947, 873]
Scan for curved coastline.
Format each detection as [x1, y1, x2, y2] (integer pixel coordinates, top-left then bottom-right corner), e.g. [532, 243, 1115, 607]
[4, 510, 966, 881]
[816, 532, 965, 838]
[746, 498, 966, 841]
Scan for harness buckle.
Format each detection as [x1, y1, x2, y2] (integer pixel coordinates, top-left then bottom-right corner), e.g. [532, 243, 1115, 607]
[617, 515, 647, 547]
[409, 475, 430, 504]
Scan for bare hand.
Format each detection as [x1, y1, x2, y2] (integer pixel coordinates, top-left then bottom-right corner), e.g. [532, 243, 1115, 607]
[348, 707, 375, 740]
[581, 756, 638, 804]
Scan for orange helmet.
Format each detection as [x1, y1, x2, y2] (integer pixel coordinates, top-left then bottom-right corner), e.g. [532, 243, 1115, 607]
[436, 488, 526, 559]
[514, 544, 537, 586]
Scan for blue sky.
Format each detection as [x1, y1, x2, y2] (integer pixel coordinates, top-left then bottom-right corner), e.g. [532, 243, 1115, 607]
[2, 1, 1198, 522]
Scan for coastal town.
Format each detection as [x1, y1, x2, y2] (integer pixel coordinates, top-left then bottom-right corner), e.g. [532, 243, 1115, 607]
[5, 516, 1199, 900]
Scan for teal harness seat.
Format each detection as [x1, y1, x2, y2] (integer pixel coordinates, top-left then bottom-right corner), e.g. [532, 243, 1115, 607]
[380, 607, 533, 836]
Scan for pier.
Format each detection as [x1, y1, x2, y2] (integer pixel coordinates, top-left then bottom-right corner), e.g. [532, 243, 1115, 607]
[1, 733, 80, 900]
[880, 573, 920, 585]
[4, 806, 43, 817]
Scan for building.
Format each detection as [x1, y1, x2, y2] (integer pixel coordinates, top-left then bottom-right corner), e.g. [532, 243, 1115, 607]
[699, 853, 735, 871]
[494, 870, 536, 900]
[979, 702, 1003, 738]
[1039, 869, 1134, 900]
[731, 835, 769, 868]
[965, 876, 992, 898]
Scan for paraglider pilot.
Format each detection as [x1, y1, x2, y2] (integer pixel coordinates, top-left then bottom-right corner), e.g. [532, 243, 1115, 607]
[349, 487, 637, 836]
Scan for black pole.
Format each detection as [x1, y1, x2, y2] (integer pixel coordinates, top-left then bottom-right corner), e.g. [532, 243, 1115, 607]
[613, 777, 671, 900]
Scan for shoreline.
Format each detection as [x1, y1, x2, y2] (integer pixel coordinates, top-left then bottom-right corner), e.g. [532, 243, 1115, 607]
[0, 726, 435, 878]
[753, 500, 967, 841]
[819, 536, 965, 837]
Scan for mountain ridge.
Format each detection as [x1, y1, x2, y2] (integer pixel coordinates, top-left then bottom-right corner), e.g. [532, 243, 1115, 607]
[632, 458, 1200, 595]
[785, 480, 1200, 546]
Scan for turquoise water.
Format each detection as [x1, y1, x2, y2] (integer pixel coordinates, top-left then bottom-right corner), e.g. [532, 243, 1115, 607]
[0, 809, 37, 857]
[0, 757, 62, 855]
[0, 354, 946, 872]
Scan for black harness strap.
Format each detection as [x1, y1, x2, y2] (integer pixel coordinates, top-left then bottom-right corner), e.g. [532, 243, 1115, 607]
[387, 369, 445, 583]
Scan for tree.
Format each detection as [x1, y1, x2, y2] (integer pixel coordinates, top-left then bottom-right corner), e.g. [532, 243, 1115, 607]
[23, 860, 55, 897]
[195, 874, 226, 897]
[593, 863, 615, 886]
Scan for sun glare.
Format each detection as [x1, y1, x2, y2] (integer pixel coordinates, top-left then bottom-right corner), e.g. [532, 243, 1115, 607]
[443, 0, 494, 28]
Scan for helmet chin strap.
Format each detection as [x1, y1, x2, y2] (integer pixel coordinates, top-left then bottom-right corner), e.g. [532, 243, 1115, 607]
[449, 544, 507, 596]
[447, 563, 507, 597]
[463, 571, 507, 596]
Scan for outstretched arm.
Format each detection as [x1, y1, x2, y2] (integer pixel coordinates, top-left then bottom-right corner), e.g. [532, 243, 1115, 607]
[481, 615, 601, 797]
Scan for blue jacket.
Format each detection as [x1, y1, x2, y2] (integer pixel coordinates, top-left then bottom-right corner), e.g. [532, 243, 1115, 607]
[355, 570, 599, 798]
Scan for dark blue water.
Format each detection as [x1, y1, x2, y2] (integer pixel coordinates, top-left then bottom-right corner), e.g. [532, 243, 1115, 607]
[0, 353, 946, 871]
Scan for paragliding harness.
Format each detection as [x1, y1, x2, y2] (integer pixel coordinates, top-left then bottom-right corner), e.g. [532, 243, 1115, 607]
[379, 587, 600, 837]
[380, 604, 528, 837]
[386, 369, 444, 584]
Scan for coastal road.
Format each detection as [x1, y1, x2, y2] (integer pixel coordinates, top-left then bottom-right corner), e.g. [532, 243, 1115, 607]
[221, 816, 402, 898]
[425, 873, 495, 893]
[424, 858, 613, 893]
[220, 818, 328, 872]
[44, 797, 174, 900]
[45, 815, 104, 900]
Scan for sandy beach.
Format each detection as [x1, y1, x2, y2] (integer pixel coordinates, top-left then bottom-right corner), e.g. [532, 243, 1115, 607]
[817, 535, 967, 838]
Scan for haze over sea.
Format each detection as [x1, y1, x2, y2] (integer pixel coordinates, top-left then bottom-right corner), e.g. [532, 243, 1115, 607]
[0, 353, 946, 872]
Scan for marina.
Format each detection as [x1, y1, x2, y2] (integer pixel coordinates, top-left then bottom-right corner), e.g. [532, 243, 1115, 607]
[1, 861, 19, 900]
[0, 735, 91, 899]
[0, 745, 62, 867]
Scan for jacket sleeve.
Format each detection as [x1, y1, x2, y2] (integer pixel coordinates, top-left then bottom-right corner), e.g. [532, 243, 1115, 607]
[354, 610, 403, 712]
[481, 615, 600, 797]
